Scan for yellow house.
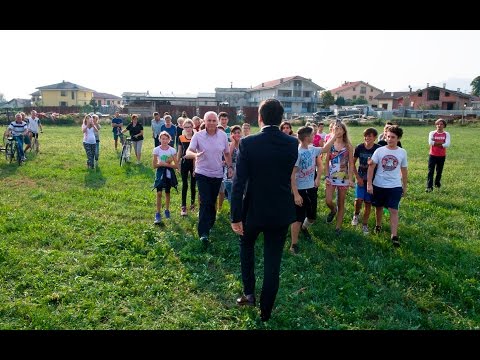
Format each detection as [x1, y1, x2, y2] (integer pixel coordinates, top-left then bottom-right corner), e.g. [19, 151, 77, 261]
[36, 80, 94, 107]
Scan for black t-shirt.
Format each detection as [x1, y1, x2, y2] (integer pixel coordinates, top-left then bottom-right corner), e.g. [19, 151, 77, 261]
[126, 122, 144, 141]
[354, 143, 381, 179]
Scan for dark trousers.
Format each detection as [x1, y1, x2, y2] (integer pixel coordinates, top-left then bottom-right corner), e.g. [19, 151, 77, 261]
[180, 159, 196, 207]
[154, 137, 160, 148]
[240, 224, 289, 318]
[427, 155, 446, 188]
[195, 174, 222, 237]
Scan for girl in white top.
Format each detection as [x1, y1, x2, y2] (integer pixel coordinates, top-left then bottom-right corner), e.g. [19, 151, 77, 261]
[82, 115, 98, 169]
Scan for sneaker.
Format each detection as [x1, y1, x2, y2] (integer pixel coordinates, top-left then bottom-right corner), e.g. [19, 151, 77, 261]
[374, 225, 382, 234]
[154, 212, 161, 224]
[425, 188, 433, 193]
[21, 156, 27, 161]
[289, 244, 299, 255]
[391, 236, 400, 247]
[362, 225, 369, 235]
[351, 215, 359, 226]
[164, 209, 171, 219]
[326, 211, 336, 224]
[190, 204, 196, 212]
[181, 206, 187, 216]
[301, 226, 312, 241]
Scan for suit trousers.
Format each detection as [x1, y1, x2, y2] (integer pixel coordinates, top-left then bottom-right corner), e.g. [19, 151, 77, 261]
[240, 224, 289, 318]
[195, 173, 222, 237]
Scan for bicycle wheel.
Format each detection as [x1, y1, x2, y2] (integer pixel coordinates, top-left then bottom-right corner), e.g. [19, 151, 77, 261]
[9, 143, 16, 163]
[120, 145, 127, 166]
[5, 142, 11, 161]
[16, 143, 22, 165]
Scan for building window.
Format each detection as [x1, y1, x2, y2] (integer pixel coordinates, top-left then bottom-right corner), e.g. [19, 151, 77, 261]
[445, 92, 450, 97]
[107, 100, 111, 105]
[205, 101, 208, 105]
[359, 95, 365, 100]
[293, 90, 302, 97]
[371, 88, 374, 92]
[293, 80, 302, 87]
[84, 92, 86, 97]
[353, 87, 356, 92]
[369, 96, 373, 101]
[280, 90, 291, 97]
[283, 102, 292, 108]
[60, 91, 66, 97]
[71, 91, 75, 100]
[360, 87, 366, 94]
[418, 92, 423, 97]
[303, 91, 311, 97]
[352, 95, 357, 100]
[60, 101, 67, 106]
[427, 89, 440, 101]
[382, 104, 388, 109]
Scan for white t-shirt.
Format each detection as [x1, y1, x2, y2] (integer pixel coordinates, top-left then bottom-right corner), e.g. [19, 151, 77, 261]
[27, 117, 41, 133]
[371, 146, 408, 188]
[152, 146, 176, 178]
[295, 145, 322, 190]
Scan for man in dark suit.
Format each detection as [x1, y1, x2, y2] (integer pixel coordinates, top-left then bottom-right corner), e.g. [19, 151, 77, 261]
[230, 99, 298, 322]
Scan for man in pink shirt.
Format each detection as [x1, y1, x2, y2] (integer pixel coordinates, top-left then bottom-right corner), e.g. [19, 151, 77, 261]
[186, 111, 233, 247]
[426, 118, 450, 192]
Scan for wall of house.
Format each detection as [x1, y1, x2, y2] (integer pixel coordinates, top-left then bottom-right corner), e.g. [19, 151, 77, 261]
[334, 83, 382, 106]
[410, 89, 470, 110]
[378, 99, 393, 110]
[41, 90, 93, 106]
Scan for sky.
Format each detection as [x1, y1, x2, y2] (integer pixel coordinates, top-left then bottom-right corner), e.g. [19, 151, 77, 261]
[1, 30, 478, 100]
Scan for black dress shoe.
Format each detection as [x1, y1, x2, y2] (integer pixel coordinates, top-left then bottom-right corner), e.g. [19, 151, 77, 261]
[260, 312, 271, 322]
[236, 294, 256, 306]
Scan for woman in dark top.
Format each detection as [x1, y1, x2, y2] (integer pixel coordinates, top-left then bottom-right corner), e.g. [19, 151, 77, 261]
[122, 114, 144, 164]
[177, 119, 196, 216]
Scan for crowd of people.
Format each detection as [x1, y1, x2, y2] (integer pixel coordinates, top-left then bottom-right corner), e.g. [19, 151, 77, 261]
[4, 103, 451, 323]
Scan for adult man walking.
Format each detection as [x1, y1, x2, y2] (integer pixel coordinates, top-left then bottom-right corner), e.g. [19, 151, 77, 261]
[230, 99, 298, 322]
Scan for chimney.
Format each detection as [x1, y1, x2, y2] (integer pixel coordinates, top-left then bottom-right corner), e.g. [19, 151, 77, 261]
[230, 81, 233, 89]
[391, 92, 394, 97]
[457, 88, 460, 92]
[146, 90, 149, 95]
[280, 78, 283, 83]
[443, 83, 446, 88]
[408, 85, 412, 93]
[262, 83, 264, 87]
[427, 83, 429, 88]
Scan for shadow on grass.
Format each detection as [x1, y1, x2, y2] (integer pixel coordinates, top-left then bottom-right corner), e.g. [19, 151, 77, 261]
[0, 159, 21, 179]
[84, 166, 106, 188]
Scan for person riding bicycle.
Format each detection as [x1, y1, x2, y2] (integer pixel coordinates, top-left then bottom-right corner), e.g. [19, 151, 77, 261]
[7, 113, 28, 161]
[25, 110, 43, 152]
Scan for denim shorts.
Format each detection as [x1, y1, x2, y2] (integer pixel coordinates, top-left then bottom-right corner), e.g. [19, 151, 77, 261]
[355, 184, 373, 202]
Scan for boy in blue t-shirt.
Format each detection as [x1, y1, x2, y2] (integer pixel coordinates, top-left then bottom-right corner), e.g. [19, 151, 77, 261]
[111, 111, 124, 151]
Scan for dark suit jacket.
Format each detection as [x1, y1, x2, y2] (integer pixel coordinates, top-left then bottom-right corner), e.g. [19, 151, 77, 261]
[230, 126, 298, 228]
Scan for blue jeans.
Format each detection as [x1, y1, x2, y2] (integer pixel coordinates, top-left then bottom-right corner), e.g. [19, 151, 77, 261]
[13, 135, 25, 159]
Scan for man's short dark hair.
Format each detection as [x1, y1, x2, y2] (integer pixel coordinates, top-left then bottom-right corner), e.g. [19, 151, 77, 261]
[153, 112, 159, 117]
[297, 126, 313, 141]
[218, 111, 228, 118]
[363, 127, 378, 137]
[259, 99, 284, 126]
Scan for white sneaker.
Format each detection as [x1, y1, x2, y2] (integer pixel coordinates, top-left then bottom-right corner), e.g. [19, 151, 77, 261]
[351, 215, 359, 226]
[362, 225, 369, 234]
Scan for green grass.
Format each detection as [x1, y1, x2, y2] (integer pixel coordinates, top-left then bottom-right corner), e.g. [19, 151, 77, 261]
[0, 124, 479, 329]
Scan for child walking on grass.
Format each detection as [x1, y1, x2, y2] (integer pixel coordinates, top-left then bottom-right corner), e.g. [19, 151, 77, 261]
[152, 131, 178, 224]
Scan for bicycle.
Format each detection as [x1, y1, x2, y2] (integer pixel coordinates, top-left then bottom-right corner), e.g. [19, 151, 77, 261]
[120, 137, 132, 166]
[5, 136, 21, 165]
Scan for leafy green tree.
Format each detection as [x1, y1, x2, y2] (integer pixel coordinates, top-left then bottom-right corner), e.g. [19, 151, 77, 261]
[471, 76, 480, 96]
[335, 96, 346, 106]
[321, 91, 335, 107]
[352, 98, 368, 105]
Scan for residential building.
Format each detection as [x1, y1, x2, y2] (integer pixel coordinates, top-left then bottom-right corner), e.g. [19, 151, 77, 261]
[329, 81, 383, 107]
[247, 75, 324, 115]
[93, 92, 122, 107]
[30, 90, 41, 106]
[0, 98, 31, 109]
[35, 80, 94, 107]
[409, 84, 472, 110]
[215, 87, 249, 107]
[375, 92, 410, 110]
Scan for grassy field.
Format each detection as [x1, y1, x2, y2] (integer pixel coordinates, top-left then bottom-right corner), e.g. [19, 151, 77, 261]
[0, 123, 479, 330]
